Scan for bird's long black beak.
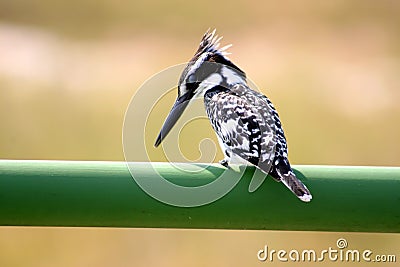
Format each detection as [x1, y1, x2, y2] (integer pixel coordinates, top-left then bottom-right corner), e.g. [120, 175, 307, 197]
[154, 92, 192, 147]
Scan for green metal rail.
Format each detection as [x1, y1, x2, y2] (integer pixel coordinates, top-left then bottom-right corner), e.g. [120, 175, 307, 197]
[0, 160, 399, 232]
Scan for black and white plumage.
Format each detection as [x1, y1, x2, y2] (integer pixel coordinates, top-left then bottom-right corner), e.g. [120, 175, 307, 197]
[155, 29, 312, 202]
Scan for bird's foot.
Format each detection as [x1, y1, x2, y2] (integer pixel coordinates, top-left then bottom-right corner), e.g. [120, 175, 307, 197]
[219, 158, 230, 168]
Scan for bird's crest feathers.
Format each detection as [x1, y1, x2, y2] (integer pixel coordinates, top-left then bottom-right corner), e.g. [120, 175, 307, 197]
[196, 29, 232, 57]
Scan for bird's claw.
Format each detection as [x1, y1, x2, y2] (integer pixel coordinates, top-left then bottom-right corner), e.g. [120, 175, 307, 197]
[219, 158, 230, 168]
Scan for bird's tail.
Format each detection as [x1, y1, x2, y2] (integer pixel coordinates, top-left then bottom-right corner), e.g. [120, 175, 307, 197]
[278, 170, 312, 202]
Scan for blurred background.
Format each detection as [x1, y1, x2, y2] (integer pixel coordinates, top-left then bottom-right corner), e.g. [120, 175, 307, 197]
[0, 0, 399, 266]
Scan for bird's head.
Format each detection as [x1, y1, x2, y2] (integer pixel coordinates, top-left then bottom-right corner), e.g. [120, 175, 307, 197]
[155, 29, 246, 147]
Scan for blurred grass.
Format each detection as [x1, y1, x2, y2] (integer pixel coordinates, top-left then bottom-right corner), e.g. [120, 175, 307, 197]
[0, 0, 400, 266]
[0, 83, 126, 160]
[1, 1, 400, 39]
[0, 228, 399, 267]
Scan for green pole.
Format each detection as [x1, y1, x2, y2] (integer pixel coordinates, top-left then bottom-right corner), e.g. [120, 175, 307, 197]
[0, 160, 399, 232]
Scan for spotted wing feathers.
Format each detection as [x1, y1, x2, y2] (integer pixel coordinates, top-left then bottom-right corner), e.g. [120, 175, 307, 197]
[204, 84, 312, 202]
[204, 85, 276, 174]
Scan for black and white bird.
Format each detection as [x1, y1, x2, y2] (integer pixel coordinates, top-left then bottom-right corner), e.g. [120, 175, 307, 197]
[155, 29, 312, 202]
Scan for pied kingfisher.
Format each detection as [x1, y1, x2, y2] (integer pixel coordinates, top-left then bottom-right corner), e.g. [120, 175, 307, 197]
[155, 29, 312, 202]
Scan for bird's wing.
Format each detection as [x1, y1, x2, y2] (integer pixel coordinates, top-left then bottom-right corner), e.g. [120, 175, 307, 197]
[231, 84, 290, 168]
[230, 84, 312, 202]
[204, 86, 276, 173]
